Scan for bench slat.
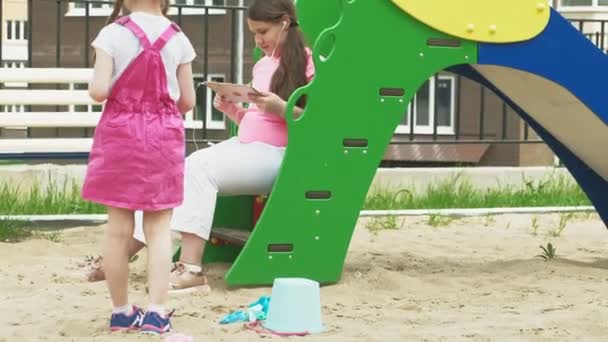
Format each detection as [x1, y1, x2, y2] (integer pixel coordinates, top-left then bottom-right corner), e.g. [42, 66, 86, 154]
[0, 112, 101, 127]
[0, 68, 93, 83]
[0, 112, 205, 129]
[0, 90, 99, 106]
[210, 228, 251, 247]
[0, 68, 212, 159]
[0, 138, 93, 153]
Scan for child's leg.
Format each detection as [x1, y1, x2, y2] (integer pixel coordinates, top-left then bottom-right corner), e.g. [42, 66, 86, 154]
[142, 209, 173, 309]
[103, 206, 135, 307]
[128, 237, 146, 257]
[84, 233, 145, 283]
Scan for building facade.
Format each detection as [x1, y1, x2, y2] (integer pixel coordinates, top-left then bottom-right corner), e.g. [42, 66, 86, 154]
[3, 0, 604, 166]
[1, 0, 29, 114]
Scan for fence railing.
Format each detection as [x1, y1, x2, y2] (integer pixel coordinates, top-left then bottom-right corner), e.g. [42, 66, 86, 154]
[570, 18, 608, 52]
[0, 2, 607, 153]
[0, 68, 208, 159]
[1, 0, 247, 145]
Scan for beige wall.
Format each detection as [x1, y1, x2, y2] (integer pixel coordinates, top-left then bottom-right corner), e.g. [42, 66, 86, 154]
[2, 0, 27, 18]
[2, 0, 27, 41]
[1, 0, 28, 137]
[2, 0, 28, 59]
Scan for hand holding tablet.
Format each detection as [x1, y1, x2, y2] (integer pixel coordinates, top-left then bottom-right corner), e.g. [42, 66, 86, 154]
[205, 81, 262, 103]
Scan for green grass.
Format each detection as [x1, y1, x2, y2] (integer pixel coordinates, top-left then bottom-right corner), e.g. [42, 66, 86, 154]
[547, 213, 573, 238]
[0, 174, 593, 216]
[0, 174, 596, 243]
[536, 242, 557, 260]
[0, 219, 32, 242]
[0, 179, 105, 215]
[365, 216, 402, 234]
[531, 216, 541, 236]
[427, 213, 454, 227]
[365, 175, 591, 210]
[0, 218, 66, 243]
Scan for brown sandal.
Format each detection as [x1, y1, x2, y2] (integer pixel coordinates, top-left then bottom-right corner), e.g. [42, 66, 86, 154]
[84, 256, 106, 282]
[168, 262, 211, 294]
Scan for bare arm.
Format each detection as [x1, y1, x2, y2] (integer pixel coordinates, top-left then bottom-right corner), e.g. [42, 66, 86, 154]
[248, 92, 304, 119]
[176, 63, 195, 115]
[289, 105, 304, 119]
[213, 95, 246, 124]
[88, 49, 113, 102]
[274, 101, 304, 119]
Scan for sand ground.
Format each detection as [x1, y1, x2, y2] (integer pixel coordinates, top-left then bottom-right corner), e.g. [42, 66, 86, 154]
[1, 213, 608, 341]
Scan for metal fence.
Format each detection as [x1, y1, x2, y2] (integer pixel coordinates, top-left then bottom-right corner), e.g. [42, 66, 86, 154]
[1, 0, 247, 143]
[0, 2, 606, 148]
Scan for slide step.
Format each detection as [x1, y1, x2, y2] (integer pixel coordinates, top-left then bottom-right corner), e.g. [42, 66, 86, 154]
[210, 228, 251, 246]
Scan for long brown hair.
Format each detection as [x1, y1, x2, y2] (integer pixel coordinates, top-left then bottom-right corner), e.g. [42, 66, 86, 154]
[106, 0, 170, 25]
[248, 0, 308, 107]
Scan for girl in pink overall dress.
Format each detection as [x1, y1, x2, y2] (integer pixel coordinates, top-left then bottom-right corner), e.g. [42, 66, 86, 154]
[83, 17, 184, 210]
[83, 1, 195, 334]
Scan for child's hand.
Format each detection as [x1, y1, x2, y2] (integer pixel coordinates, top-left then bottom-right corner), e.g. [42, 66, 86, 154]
[248, 91, 287, 117]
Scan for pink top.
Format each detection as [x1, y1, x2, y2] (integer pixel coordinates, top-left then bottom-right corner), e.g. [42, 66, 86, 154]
[223, 48, 315, 147]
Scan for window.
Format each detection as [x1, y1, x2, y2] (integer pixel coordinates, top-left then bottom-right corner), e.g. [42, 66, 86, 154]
[559, 0, 608, 9]
[67, 0, 226, 16]
[2, 61, 27, 88]
[562, 0, 592, 4]
[0, 105, 24, 113]
[396, 75, 456, 135]
[73, 1, 111, 9]
[5, 21, 28, 41]
[172, 0, 226, 5]
[15, 21, 21, 40]
[192, 74, 226, 130]
[70, 83, 103, 113]
[2, 61, 25, 68]
[67, 1, 113, 16]
[168, 0, 227, 15]
[6, 20, 12, 40]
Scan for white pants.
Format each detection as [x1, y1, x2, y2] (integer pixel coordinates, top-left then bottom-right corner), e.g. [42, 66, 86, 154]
[133, 137, 285, 243]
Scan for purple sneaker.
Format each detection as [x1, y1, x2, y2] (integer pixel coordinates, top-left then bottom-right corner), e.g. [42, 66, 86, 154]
[140, 309, 175, 335]
[109, 305, 145, 332]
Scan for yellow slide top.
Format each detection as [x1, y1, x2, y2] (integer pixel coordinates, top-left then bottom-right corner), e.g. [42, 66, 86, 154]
[391, 0, 551, 43]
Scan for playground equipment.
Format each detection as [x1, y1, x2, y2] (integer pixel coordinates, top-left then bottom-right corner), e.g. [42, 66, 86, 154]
[182, 0, 608, 286]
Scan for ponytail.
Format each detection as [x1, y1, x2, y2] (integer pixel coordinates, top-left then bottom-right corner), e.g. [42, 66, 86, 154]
[161, 0, 169, 16]
[271, 24, 308, 107]
[105, 0, 124, 25]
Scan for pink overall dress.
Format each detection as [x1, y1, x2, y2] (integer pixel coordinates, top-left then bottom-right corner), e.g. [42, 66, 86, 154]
[82, 16, 185, 211]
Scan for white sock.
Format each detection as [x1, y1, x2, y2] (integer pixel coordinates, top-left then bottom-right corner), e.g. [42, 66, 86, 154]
[112, 304, 131, 315]
[182, 263, 202, 273]
[147, 304, 166, 317]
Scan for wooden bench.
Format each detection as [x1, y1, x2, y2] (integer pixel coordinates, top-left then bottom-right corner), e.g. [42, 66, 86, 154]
[0, 68, 204, 159]
[208, 194, 267, 247]
[210, 228, 251, 246]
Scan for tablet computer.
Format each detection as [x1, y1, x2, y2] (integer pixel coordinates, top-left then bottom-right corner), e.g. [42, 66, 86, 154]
[205, 81, 262, 103]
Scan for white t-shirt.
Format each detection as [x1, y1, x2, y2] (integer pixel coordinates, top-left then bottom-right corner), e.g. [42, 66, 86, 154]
[92, 12, 196, 101]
